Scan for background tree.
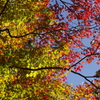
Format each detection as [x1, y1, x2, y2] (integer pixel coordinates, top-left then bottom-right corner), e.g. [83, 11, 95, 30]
[0, 0, 100, 99]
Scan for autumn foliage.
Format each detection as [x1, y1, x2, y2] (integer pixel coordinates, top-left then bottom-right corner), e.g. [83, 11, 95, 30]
[0, 0, 100, 99]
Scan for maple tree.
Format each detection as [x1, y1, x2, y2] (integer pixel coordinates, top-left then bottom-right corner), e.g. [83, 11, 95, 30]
[0, 0, 100, 99]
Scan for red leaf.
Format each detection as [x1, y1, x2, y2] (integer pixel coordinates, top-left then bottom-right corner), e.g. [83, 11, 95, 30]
[96, 0, 100, 3]
[43, 95, 49, 99]
[0, 50, 3, 54]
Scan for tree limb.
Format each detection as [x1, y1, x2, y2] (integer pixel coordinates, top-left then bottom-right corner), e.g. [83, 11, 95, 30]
[9, 66, 100, 89]
[68, 53, 100, 70]
[85, 76, 100, 78]
[0, 0, 9, 16]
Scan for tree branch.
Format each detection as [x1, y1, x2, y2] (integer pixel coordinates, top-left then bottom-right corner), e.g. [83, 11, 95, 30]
[59, 0, 78, 18]
[9, 66, 64, 71]
[9, 66, 100, 89]
[0, 24, 98, 39]
[71, 70, 100, 89]
[68, 53, 100, 70]
[0, 28, 64, 38]
[0, 28, 39, 38]
[85, 76, 100, 78]
[0, 0, 9, 16]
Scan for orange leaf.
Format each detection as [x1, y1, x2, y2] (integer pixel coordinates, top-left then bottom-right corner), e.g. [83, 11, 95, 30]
[81, 61, 85, 64]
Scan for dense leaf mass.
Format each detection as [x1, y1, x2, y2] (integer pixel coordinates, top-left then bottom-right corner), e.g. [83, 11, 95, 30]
[0, 0, 100, 99]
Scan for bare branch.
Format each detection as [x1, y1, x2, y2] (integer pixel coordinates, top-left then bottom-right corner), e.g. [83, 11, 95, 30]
[85, 76, 100, 78]
[71, 70, 100, 89]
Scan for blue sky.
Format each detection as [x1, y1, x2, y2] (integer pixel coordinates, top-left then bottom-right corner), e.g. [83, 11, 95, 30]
[66, 34, 100, 87]
[67, 61, 100, 87]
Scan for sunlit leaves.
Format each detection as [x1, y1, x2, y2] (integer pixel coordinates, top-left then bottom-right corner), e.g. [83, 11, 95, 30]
[0, 0, 55, 50]
[75, 81, 100, 99]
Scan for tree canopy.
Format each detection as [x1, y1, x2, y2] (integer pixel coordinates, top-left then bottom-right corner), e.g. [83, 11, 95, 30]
[0, 0, 100, 99]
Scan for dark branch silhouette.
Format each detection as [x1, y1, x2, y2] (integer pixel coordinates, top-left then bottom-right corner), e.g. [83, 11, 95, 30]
[0, 28, 63, 38]
[71, 70, 100, 89]
[0, 0, 9, 16]
[68, 53, 100, 70]
[9, 66, 100, 89]
[0, 24, 98, 39]
[0, 28, 39, 38]
[85, 76, 100, 78]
